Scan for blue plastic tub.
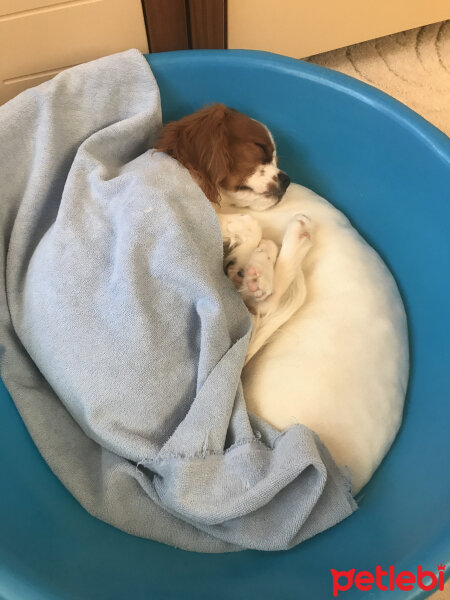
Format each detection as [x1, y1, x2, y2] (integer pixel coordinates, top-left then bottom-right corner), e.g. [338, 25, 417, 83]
[1, 50, 449, 600]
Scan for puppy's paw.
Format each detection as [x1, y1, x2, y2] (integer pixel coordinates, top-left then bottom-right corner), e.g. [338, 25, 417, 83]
[240, 240, 278, 304]
[283, 213, 313, 249]
[292, 213, 313, 238]
[218, 213, 262, 246]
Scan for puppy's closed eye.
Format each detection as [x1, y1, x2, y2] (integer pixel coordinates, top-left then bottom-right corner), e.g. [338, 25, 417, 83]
[254, 142, 272, 164]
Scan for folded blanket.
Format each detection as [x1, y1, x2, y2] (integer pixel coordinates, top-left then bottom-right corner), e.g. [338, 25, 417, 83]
[0, 50, 356, 552]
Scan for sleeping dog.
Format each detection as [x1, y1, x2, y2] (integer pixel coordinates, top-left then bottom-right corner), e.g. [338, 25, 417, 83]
[155, 104, 313, 362]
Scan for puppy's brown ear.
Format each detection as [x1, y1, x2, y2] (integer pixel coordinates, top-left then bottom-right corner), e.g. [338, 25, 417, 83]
[155, 104, 232, 204]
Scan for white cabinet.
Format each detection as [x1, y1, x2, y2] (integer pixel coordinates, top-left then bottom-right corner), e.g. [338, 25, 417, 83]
[0, 0, 148, 104]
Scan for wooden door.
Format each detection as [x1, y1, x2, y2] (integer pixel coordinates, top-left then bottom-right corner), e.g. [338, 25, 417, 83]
[142, 0, 226, 52]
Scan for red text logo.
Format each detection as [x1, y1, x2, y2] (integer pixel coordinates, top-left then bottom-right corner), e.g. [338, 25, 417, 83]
[330, 564, 445, 597]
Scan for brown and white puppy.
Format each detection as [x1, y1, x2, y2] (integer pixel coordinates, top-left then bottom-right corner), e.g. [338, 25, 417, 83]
[155, 104, 312, 362]
[155, 103, 290, 211]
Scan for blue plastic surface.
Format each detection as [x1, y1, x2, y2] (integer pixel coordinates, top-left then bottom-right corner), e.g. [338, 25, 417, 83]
[1, 50, 449, 600]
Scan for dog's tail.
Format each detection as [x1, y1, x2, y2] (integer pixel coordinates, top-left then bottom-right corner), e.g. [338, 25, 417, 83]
[244, 272, 307, 365]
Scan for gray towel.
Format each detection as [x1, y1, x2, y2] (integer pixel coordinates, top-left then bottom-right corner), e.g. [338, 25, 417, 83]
[0, 50, 356, 552]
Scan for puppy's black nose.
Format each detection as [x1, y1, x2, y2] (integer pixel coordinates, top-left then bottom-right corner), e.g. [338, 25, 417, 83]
[278, 171, 290, 193]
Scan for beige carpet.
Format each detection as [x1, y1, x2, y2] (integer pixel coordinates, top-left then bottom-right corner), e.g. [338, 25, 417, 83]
[307, 20, 450, 137]
[310, 22, 450, 599]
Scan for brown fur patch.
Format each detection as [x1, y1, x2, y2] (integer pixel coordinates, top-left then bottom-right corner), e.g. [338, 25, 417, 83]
[154, 104, 274, 204]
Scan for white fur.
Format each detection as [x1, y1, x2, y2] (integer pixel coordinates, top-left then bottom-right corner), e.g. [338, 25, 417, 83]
[218, 183, 409, 494]
[217, 213, 263, 283]
[218, 209, 313, 363]
[245, 162, 280, 194]
[244, 215, 312, 364]
[220, 186, 279, 211]
[240, 239, 279, 304]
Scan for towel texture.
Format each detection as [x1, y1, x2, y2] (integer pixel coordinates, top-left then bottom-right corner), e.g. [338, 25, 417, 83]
[0, 50, 356, 552]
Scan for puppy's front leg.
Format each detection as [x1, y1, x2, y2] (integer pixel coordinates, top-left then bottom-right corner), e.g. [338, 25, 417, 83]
[217, 214, 262, 287]
[257, 213, 313, 315]
[245, 214, 313, 364]
[239, 239, 279, 309]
